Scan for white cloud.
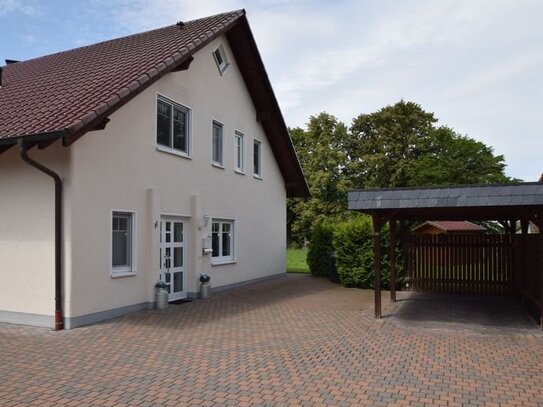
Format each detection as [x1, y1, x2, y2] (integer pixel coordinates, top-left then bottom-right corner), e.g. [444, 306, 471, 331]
[89, 0, 240, 32]
[0, 0, 35, 16]
[95, 0, 543, 180]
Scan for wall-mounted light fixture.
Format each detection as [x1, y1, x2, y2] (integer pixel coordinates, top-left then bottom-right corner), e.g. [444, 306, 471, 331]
[199, 215, 211, 230]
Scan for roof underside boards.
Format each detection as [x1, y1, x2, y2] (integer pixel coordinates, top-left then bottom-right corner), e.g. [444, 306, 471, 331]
[0, 10, 309, 197]
[348, 183, 543, 221]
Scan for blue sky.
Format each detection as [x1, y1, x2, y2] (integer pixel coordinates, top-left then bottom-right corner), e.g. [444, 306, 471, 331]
[1, 0, 542, 181]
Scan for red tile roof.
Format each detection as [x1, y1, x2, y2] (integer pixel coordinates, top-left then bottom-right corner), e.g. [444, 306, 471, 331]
[414, 221, 486, 232]
[0, 10, 244, 141]
[0, 9, 310, 197]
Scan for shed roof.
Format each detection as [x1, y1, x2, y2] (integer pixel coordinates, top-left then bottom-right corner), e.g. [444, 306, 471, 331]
[348, 183, 543, 221]
[412, 221, 486, 233]
[0, 10, 309, 197]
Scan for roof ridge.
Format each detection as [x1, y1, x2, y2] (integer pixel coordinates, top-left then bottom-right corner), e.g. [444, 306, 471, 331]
[1, 9, 246, 68]
[63, 10, 245, 140]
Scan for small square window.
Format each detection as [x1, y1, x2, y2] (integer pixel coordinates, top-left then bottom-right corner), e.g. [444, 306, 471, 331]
[112, 211, 136, 275]
[211, 219, 235, 263]
[253, 139, 262, 177]
[156, 96, 191, 156]
[213, 44, 230, 75]
[212, 121, 224, 166]
[234, 131, 244, 173]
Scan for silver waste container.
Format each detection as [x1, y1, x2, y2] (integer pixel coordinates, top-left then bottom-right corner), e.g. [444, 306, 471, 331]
[155, 281, 169, 310]
[199, 274, 211, 299]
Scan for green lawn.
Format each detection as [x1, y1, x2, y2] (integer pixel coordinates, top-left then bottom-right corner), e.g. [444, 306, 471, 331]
[287, 248, 310, 273]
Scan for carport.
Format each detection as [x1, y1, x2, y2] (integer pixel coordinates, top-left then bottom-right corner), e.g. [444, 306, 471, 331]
[348, 182, 543, 330]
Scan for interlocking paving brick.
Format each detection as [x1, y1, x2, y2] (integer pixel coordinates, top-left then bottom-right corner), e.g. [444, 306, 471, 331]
[1, 274, 543, 406]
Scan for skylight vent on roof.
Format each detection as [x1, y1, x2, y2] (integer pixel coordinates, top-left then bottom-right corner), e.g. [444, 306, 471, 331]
[213, 44, 230, 75]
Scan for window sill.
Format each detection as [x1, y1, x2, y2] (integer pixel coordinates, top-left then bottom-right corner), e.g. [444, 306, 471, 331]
[253, 174, 263, 180]
[111, 270, 137, 278]
[156, 146, 192, 159]
[212, 162, 225, 169]
[211, 259, 236, 266]
[235, 169, 245, 175]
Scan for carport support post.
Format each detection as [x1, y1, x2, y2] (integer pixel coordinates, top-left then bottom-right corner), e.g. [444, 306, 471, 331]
[372, 213, 383, 318]
[389, 219, 397, 302]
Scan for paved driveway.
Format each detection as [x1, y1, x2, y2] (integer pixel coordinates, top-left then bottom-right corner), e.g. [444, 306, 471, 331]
[1, 274, 542, 407]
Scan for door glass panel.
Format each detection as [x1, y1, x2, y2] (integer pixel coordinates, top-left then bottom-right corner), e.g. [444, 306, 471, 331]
[165, 222, 171, 231]
[166, 284, 171, 293]
[165, 273, 171, 283]
[165, 247, 171, 268]
[174, 222, 183, 243]
[174, 247, 183, 267]
[166, 232, 171, 243]
[174, 272, 183, 292]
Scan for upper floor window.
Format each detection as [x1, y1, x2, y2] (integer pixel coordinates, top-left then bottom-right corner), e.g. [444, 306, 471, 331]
[212, 121, 224, 166]
[213, 44, 230, 75]
[156, 96, 191, 156]
[234, 131, 244, 173]
[253, 139, 262, 178]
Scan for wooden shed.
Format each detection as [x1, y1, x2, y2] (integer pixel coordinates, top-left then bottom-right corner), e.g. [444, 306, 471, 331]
[413, 220, 485, 235]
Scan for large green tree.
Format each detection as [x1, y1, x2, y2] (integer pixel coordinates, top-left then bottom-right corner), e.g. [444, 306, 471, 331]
[288, 113, 352, 243]
[346, 100, 511, 188]
[288, 101, 512, 243]
[403, 126, 510, 186]
[346, 100, 437, 188]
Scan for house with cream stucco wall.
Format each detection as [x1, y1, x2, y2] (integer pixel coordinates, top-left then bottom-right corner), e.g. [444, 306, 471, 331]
[0, 10, 308, 329]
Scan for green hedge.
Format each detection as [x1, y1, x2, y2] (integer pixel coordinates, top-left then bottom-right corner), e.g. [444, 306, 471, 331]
[333, 216, 391, 288]
[307, 222, 334, 276]
[307, 215, 402, 289]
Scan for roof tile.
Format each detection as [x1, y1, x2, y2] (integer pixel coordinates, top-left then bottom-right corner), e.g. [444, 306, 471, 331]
[0, 10, 245, 140]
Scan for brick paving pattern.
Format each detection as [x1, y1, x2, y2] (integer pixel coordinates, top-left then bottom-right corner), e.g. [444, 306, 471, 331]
[1, 274, 542, 406]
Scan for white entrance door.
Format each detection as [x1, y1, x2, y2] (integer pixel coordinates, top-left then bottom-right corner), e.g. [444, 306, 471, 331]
[159, 217, 186, 301]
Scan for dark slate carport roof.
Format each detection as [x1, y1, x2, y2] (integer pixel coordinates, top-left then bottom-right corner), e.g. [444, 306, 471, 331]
[348, 183, 543, 221]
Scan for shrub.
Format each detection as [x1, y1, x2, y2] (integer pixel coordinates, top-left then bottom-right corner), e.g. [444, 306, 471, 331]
[333, 216, 393, 289]
[307, 222, 334, 276]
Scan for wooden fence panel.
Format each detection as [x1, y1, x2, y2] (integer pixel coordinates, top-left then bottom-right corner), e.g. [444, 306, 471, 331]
[405, 234, 514, 296]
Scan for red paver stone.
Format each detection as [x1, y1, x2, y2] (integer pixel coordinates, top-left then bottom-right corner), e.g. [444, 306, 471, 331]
[0, 274, 542, 406]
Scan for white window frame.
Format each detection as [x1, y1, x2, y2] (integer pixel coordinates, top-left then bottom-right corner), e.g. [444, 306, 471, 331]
[213, 44, 230, 75]
[156, 94, 192, 158]
[211, 219, 236, 265]
[111, 210, 137, 277]
[211, 120, 224, 168]
[234, 131, 245, 174]
[253, 139, 263, 178]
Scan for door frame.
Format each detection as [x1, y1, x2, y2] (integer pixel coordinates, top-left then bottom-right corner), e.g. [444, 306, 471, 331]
[159, 215, 188, 301]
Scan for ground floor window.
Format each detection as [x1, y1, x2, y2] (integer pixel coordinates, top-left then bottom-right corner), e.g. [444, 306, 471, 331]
[211, 219, 235, 263]
[111, 211, 136, 275]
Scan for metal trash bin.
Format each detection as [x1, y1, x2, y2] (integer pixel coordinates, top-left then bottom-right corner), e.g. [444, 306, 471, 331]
[199, 274, 211, 299]
[155, 281, 169, 310]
